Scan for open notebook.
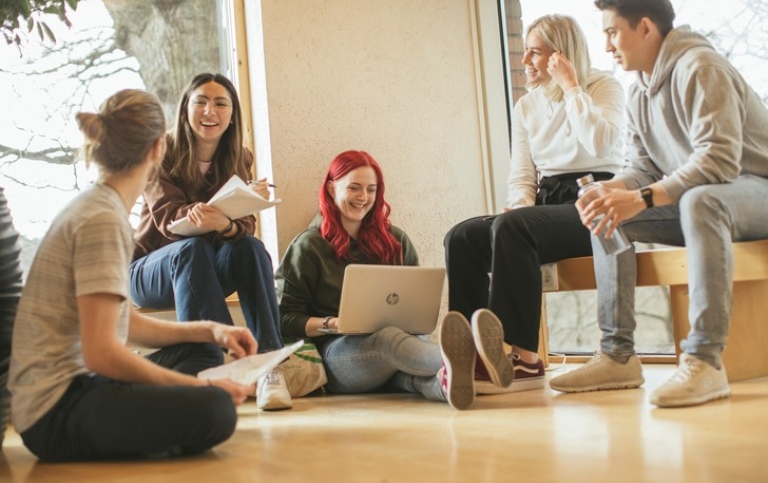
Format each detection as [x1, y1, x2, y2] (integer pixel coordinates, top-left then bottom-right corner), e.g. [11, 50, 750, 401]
[319, 264, 446, 335]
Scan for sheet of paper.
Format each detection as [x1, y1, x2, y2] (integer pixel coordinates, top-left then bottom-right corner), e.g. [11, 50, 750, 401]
[167, 175, 282, 236]
[197, 339, 304, 386]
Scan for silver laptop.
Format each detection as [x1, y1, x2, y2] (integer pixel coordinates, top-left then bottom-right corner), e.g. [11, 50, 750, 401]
[321, 264, 446, 335]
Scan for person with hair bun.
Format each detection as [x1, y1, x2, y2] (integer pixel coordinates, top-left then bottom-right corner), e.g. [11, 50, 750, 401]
[130, 73, 291, 411]
[275, 150, 509, 410]
[443, 14, 626, 395]
[7, 89, 256, 462]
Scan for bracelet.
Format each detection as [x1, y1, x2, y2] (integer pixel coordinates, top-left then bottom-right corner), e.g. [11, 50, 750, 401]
[218, 218, 234, 235]
[321, 316, 332, 329]
[206, 379, 212, 387]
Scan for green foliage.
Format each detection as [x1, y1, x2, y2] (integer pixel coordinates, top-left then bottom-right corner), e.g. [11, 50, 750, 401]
[0, 0, 79, 51]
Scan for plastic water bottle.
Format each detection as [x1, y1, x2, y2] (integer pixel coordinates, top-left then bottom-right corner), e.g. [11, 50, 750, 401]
[576, 174, 631, 255]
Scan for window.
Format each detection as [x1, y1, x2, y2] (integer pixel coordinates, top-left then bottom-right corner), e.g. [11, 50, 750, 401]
[512, 0, 768, 355]
[0, 0, 239, 276]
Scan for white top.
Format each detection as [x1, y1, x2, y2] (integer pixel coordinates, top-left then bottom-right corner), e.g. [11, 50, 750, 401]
[506, 68, 626, 209]
[8, 184, 133, 432]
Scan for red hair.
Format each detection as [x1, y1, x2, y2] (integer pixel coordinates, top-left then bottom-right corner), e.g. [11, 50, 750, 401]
[319, 150, 403, 265]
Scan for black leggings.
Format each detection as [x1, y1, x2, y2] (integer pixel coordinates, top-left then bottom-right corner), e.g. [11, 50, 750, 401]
[21, 342, 237, 462]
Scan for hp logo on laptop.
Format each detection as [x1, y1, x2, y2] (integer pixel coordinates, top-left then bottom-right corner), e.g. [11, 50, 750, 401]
[386, 293, 400, 305]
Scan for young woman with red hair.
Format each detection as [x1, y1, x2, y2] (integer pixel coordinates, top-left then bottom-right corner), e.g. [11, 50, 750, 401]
[275, 150, 509, 410]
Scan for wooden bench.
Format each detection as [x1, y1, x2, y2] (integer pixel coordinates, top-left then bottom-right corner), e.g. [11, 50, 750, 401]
[537, 239, 768, 382]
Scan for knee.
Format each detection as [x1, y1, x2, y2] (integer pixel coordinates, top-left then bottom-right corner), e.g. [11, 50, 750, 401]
[372, 326, 409, 346]
[444, 218, 486, 251]
[175, 238, 215, 263]
[490, 210, 526, 242]
[679, 186, 728, 226]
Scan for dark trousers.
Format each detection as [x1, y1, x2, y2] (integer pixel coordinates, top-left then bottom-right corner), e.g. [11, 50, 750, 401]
[444, 204, 593, 352]
[130, 236, 283, 352]
[0, 187, 22, 448]
[21, 342, 236, 462]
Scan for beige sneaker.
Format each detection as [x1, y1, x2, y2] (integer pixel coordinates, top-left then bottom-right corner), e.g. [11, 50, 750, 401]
[256, 366, 293, 411]
[549, 351, 644, 393]
[650, 353, 731, 408]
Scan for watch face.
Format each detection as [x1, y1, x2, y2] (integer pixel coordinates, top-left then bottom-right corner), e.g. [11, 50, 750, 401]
[641, 188, 653, 208]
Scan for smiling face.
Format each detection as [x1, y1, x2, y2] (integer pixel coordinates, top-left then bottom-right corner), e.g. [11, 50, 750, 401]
[522, 30, 555, 87]
[328, 166, 377, 237]
[186, 81, 233, 149]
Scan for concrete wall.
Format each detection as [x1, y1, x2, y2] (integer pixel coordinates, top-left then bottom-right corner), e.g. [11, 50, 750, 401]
[245, 0, 510, 269]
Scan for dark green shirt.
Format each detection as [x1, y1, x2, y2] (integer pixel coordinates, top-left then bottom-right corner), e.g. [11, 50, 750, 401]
[275, 216, 418, 341]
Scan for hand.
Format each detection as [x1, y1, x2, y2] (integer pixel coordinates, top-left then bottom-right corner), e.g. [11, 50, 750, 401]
[579, 186, 645, 238]
[209, 378, 254, 406]
[547, 52, 578, 92]
[187, 202, 231, 232]
[211, 323, 258, 359]
[249, 177, 272, 200]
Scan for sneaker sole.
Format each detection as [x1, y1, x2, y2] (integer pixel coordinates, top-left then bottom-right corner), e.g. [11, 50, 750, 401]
[476, 376, 546, 395]
[440, 313, 476, 410]
[651, 387, 731, 408]
[472, 309, 515, 389]
[549, 377, 644, 393]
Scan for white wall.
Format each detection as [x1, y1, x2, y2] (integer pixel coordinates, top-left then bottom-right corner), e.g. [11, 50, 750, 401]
[245, 0, 509, 269]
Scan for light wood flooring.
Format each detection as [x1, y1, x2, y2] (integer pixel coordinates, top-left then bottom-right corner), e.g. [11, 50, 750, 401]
[2, 363, 767, 483]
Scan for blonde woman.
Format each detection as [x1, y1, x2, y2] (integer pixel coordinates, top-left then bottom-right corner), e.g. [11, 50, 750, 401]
[444, 14, 626, 394]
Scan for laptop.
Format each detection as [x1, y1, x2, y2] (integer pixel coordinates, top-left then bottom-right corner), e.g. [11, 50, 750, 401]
[320, 264, 446, 335]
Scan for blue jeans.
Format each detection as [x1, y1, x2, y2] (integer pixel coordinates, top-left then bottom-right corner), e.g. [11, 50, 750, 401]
[21, 343, 235, 462]
[130, 237, 283, 352]
[320, 326, 445, 402]
[596, 175, 768, 367]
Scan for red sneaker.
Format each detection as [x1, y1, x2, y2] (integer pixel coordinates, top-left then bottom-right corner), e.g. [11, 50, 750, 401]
[476, 353, 546, 395]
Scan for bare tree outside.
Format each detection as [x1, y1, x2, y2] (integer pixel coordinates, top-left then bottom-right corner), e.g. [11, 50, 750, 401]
[1, 0, 224, 272]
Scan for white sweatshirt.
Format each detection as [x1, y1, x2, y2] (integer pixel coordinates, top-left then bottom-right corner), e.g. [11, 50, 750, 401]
[506, 68, 626, 209]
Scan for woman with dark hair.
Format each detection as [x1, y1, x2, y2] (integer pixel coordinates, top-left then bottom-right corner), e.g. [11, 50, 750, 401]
[275, 150, 510, 410]
[130, 73, 291, 410]
[8, 89, 255, 462]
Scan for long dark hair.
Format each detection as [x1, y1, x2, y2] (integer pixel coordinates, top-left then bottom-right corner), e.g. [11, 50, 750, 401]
[168, 73, 249, 190]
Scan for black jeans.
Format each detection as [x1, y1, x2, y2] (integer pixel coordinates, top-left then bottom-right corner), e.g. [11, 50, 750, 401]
[21, 342, 237, 462]
[443, 172, 612, 352]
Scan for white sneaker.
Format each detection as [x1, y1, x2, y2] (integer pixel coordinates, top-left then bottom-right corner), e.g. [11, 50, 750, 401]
[549, 351, 644, 393]
[650, 353, 731, 408]
[256, 366, 293, 411]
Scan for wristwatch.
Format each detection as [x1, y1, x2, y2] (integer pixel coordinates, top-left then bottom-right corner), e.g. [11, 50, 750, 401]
[640, 187, 654, 208]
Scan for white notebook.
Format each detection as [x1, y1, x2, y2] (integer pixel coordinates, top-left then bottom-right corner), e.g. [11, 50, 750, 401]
[197, 339, 303, 385]
[320, 265, 446, 335]
[168, 175, 282, 236]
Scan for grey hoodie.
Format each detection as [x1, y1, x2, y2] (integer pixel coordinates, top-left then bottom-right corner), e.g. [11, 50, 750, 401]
[614, 26, 768, 201]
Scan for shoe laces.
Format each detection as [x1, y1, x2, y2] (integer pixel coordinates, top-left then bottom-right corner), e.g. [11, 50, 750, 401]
[264, 369, 282, 385]
[668, 355, 703, 384]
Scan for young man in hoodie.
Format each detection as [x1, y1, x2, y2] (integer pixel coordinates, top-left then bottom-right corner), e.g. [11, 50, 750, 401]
[549, 0, 768, 407]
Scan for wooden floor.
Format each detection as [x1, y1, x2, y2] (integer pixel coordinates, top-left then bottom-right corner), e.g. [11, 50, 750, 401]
[2, 364, 767, 483]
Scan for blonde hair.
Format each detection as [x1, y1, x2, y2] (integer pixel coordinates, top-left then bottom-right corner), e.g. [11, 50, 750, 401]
[75, 89, 165, 174]
[525, 14, 591, 103]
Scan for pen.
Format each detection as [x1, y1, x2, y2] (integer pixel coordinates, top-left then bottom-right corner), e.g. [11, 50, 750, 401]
[248, 180, 277, 188]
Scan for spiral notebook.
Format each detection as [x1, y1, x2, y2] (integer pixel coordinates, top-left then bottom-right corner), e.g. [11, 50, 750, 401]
[319, 264, 446, 335]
